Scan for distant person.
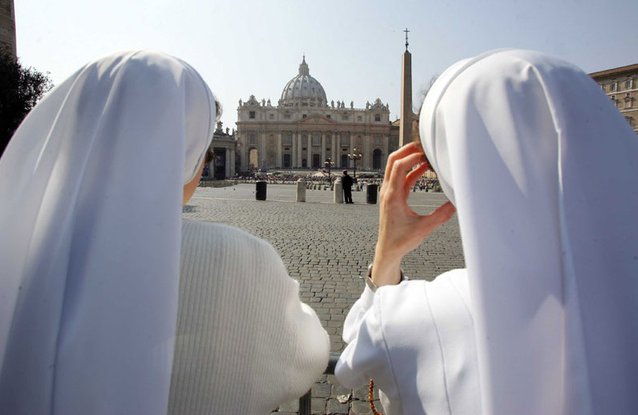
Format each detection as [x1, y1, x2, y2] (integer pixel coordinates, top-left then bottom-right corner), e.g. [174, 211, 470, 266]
[342, 170, 354, 203]
[0, 50, 329, 415]
[336, 49, 638, 414]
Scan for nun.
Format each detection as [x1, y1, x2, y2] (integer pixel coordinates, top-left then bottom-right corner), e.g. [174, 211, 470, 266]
[0, 50, 329, 415]
[336, 49, 638, 415]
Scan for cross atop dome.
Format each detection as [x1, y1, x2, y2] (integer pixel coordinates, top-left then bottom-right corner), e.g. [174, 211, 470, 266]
[299, 55, 310, 76]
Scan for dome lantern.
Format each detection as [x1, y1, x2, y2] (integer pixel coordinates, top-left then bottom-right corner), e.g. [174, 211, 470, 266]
[280, 56, 327, 107]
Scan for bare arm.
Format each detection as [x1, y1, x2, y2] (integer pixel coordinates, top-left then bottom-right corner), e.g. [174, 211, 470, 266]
[372, 142, 456, 287]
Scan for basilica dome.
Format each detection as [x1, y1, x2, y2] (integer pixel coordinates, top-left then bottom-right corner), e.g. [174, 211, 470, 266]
[280, 56, 327, 107]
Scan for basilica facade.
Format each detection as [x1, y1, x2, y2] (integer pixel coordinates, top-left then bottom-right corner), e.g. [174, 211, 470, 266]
[235, 57, 399, 172]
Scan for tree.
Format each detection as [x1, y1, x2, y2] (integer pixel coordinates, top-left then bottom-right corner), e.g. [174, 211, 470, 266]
[0, 49, 53, 156]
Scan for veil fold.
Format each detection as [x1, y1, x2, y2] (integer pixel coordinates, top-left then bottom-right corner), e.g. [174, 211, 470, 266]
[0, 50, 216, 415]
[420, 49, 638, 415]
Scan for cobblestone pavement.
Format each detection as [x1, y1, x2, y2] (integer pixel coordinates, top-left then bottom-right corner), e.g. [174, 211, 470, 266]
[183, 183, 465, 414]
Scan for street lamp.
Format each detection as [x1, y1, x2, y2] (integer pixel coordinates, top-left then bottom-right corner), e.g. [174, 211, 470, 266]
[324, 158, 335, 185]
[347, 148, 363, 181]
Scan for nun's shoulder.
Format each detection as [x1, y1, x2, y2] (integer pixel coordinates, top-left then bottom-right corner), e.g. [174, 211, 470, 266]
[181, 219, 277, 256]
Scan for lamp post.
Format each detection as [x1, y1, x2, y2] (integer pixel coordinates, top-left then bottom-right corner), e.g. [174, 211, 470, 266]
[347, 148, 363, 182]
[324, 158, 335, 185]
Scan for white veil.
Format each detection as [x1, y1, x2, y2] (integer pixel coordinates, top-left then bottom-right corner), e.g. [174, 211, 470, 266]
[0, 51, 216, 414]
[420, 49, 638, 414]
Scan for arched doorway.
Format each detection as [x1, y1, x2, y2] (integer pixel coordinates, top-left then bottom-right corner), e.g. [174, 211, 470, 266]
[249, 148, 259, 170]
[341, 154, 349, 168]
[372, 149, 382, 170]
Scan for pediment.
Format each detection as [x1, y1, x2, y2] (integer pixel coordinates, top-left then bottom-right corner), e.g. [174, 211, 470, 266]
[300, 114, 337, 125]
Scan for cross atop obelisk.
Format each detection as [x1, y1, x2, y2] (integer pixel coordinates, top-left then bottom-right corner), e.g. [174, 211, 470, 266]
[399, 28, 413, 146]
[404, 28, 410, 51]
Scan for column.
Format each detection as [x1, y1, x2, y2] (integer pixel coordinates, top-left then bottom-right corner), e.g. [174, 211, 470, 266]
[335, 133, 347, 168]
[292, 132, 297, 167]
[331, 133, 337, 164]
[259, 132, 266, 169]
[240, 136, 248, 171]
[229, 147, 236, 176]
[383, 135, 389, 168]
[297, 133, 303, 167]
[307, 134, 312, 168]
[225, 148, 230, 178]
[277, 133, 282, 168]
[321, 133, 326, 164]
[363, 135, 370, 170]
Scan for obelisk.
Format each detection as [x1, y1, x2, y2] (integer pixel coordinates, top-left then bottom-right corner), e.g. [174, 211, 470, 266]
[399, 28, 413, 146]
[0, 0, 17, 59]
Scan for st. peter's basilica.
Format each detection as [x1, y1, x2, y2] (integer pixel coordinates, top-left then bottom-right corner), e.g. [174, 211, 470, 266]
[232, 57, 400, 174]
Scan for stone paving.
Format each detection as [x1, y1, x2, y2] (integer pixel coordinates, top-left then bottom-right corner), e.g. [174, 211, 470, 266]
[183, 183, 465, 414]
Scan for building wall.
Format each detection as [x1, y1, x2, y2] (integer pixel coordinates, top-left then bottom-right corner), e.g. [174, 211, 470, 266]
[0, 0, 16, 59]
[236, 95, 399, 172]
[203, 122, 237, 179]
[590, 64, 638, 134]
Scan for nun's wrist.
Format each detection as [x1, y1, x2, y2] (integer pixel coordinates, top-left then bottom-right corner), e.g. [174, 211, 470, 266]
[369, 257, 404, 288]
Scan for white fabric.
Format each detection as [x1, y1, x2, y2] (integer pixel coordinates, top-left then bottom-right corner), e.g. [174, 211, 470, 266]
[420, 49, 638, 415]
[169, 220, 330, 414]
[0, 51, 216, 414]
[336, 270, 479, 415]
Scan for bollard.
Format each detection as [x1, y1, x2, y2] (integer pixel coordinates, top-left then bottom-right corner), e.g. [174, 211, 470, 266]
[255, 181, 267, 201]
[333, 177, 343, 204]
[296, 179, 306, 202]
[366, 184, 378, 204]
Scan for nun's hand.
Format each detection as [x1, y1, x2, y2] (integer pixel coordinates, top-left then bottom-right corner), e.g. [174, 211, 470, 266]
[372, 142, 456, 287]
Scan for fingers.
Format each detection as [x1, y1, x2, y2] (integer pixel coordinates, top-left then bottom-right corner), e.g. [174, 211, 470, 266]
[405, 162, 429, 191]
[383, 142, 423, 184]
[418, 201, 456, 232]
[388, 152, 425, 191]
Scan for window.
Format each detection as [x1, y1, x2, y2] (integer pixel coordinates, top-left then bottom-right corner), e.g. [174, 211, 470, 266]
[312, 133, 321, 146]
[249, 111, 256, 119]
[357, 116, 362, 122]
[326, 114, 331, 119]
[342, 115, 349, 121]
[625, 97, 634, 109]
[302, 114, 307, 119]
[625, 79, 633, 90]
[248, 133, 257, 145]
[374, 114, 381, 122]
[374, 135, 382, 146]
[611, 82, 618, 92]
[372, 149, 382, 170]
[283, 113, 291, 119]
[282, 132, 292, 146]
[269, 114, 274, 120]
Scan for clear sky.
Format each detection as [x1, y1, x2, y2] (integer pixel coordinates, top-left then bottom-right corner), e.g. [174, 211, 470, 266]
[15, 0, 638, 127]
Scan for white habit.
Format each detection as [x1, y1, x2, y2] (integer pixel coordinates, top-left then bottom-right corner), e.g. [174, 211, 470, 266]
[336, 270, 479, 415]
[0, 50, 329, 415]
[169, 220, 330, 414]
[338, 49, 638, 415]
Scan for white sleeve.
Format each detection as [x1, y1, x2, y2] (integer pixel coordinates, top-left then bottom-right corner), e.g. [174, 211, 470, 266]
[335, 285, 400, 400]
[171, 221, 330, 414]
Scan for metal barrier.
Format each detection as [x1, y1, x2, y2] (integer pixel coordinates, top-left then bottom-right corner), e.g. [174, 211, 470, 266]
[298, 352, 341, 415]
